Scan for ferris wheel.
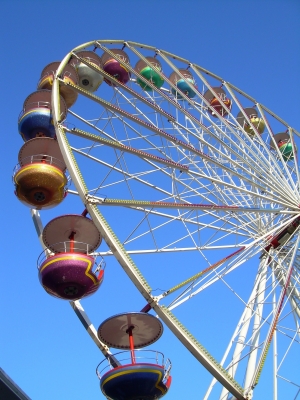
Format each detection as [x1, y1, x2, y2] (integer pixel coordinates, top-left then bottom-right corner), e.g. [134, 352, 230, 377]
[14, 40, 300, 400]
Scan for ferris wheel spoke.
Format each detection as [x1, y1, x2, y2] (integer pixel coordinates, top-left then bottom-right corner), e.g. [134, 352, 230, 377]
[88, 191, 264, 253]
[191, 165, 282, 211]
[70, 51, 176, 122]
[66, 127, 188, 171]
[187, 170, 296, 208]
[67, 123, 298, 260]
[234, 122, 297, 201]
[120, 210, 243, 250]
[220, 275, 273, 399]
[98, 42, 283, 192]
[273, 256, 300, 322]
[165, 227, 300, 313]
[190, 160, 267, 208]
[190, 70, 275, 163]
[288, 127, 300, 186]
[159, 55, 293, 191]
[222, 82, 298, 192]
[166, 244, 263, 310]
[161, 247, 246, 302]
[70, 139, 271, 217]
[85, 194, 297, 254]
[68, 109, 182, 167]
[92, 198, 299, 215]
[69, 109, 296, 207]
[149, 103, 290, 202]
[256, 103, 299, 197]
[249, 234, 300, 392]
[92, 199, 259, 242]
[205, 260, 289, 399]
[68, 90, 295, 205]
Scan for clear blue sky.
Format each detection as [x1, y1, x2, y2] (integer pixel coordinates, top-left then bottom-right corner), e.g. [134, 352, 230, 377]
[1, 1, 300, 399]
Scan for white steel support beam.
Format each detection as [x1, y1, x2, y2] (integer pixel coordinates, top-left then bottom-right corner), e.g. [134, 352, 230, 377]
[243, 255, 269, 393]
[272, 272, 278, 400]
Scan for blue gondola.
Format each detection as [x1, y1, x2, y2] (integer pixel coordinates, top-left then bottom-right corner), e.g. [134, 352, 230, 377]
[97, 312, 172, 400]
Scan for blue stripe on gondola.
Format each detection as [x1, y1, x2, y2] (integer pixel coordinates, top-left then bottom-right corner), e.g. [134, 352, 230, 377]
[101, 363, 169, 400]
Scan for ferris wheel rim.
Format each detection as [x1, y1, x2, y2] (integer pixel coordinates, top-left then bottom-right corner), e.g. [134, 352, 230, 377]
[47, 40, 300, 400]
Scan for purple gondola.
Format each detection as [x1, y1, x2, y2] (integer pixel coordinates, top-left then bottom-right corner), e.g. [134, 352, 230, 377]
[38, 214, 104, 300]
[101, 49, 131, 85]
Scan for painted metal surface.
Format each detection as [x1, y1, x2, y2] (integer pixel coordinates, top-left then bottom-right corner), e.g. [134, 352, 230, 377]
[14, 163, 67, 209]
[38, 252, 102, 300]
[42, 214, 102, 253]
[97, 312, 163, 349]
[100, 363, 169, 400]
